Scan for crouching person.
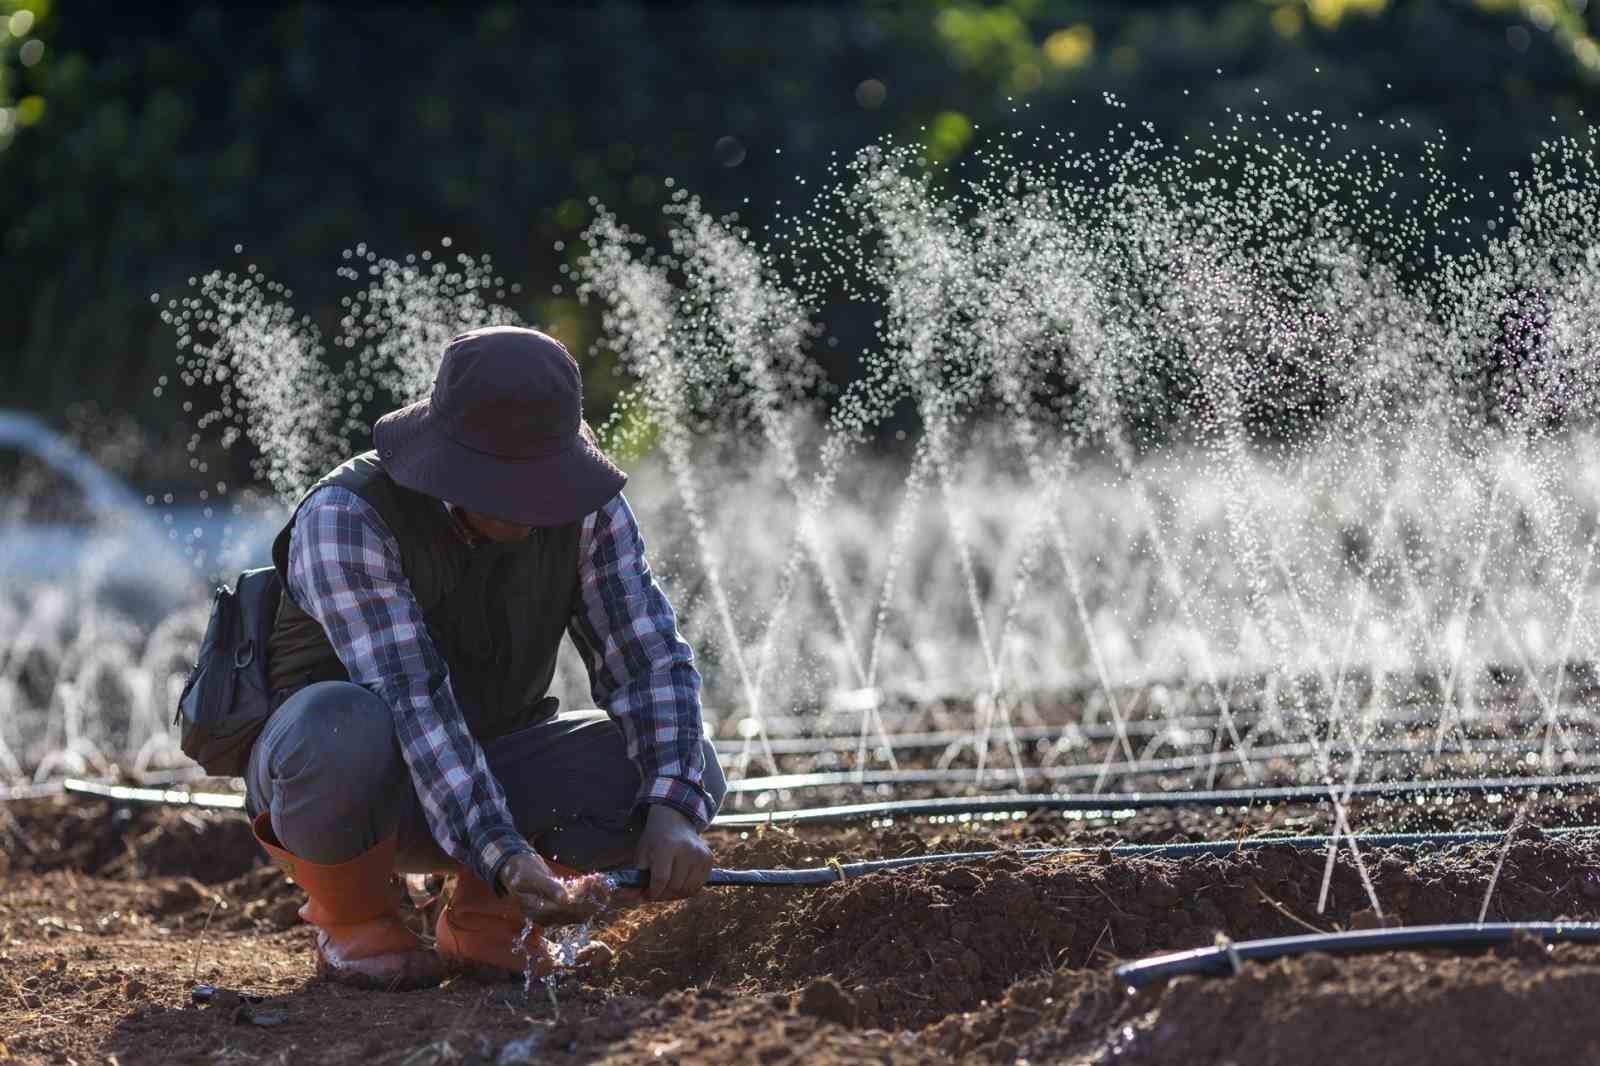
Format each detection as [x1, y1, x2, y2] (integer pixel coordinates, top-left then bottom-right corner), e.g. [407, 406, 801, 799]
[245, 326, 725, 987]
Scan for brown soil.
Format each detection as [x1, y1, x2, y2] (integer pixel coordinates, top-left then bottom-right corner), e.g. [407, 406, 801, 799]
[1100, 944, 1600, 1066]
[922, 942, 1600, 1065]
[1, 795, 260, 883]
[605, 824, 1600, 1028]
[6, 794, 1600, 1064]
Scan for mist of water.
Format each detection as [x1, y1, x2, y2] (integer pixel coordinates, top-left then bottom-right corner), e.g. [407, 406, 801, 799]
[10, 101, 1600, 848]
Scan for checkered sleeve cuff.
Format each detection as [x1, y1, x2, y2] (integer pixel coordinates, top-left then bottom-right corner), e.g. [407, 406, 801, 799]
[473, 823, 534, 893]
[641, 775, 715, 830]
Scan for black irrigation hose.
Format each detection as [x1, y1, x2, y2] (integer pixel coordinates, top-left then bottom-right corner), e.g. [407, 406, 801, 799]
[1113, 922, 1600, 988]
[0, 709, 1456, 802]
[36, 777, 1600, 896]
[712, 772, 1600, 827]
[714, 723, 1067, 757]
[32, 783, 1600, 872]
[55, 778, 246, 809]
[50, 772, 1600, 823]
[606, 824, 1600, 890]
[0, 770, 207, 803]
[710, 713, 1255, 757]
[15, 735, 1589, 806]
[723, 735, 1600, 794]
[710, 703, 1560, 759]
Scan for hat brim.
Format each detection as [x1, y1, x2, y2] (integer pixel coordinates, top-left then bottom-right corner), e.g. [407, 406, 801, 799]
[373, 398, 627, 526]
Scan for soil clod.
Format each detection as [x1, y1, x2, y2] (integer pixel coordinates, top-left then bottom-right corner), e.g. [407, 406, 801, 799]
[793, 976, 858, 1027]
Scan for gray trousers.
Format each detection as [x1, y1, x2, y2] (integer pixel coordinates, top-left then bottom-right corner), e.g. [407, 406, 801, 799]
[244, 680, 726, 873]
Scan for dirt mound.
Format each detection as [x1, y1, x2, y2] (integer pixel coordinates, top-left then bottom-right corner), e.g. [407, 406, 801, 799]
[921, 943, 1600, 1064]
[2, 796, 261, 883]
[923, 969, 1122, 1062]
[605, 828, 1600, 1027]
[1100, 944, 1600, 1066]
[607, 851, 1141, 1028]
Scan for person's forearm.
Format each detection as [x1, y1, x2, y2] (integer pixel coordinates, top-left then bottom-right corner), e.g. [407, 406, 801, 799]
[386, 670, 532, 886]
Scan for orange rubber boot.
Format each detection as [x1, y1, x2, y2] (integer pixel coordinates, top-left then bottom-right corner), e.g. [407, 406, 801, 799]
[252, 813, 447, 989]
[434, 861, 580, 979]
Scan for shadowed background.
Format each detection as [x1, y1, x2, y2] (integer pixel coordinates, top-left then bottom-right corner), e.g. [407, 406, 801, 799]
[3, 0, 1599, 487]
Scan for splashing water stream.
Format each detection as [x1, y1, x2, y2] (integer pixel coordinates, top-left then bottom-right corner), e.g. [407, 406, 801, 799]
[14, 102, 1600, 942]
[1479, 797, 1535, 925]
[512, 918, 599, 1012]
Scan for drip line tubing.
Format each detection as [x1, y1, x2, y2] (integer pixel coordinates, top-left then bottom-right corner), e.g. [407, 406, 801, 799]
[14, 728, 1588, 806]
[712, 772, 1600, 827]
[710, 702, 1550, 759]
[605, 824, 1600, 890]
[717, 722, 1103, 757]
[54, 778, 246, 810]
[1, 706, 1573, 802]
[47, 773, 1600, 822]
[0, 706, 1428, 801]
[0, 769, 206, 803]
[724, 735, 1600, 794]
[1112, 922, 1600, 988]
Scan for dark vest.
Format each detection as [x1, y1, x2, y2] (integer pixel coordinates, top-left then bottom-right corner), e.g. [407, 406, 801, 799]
[266, 452, 582, 740]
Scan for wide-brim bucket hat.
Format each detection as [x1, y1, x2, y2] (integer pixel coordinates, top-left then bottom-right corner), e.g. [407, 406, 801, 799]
[372, 325, 626, 526]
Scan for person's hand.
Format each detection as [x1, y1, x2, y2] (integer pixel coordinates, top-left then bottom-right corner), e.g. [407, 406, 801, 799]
[636, 804, 713, 902]
[496, 851, 609, 926]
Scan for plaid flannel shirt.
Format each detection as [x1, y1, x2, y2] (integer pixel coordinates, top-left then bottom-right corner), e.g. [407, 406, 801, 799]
[283, 485, 710, 887]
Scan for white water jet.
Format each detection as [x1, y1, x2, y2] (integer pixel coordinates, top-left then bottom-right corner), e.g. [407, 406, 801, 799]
[12, 104, 1600, 824]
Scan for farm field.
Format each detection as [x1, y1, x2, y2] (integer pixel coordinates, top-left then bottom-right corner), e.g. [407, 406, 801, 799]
[10, 32, 1600, 1061]
[7, 782, 1600, 1066]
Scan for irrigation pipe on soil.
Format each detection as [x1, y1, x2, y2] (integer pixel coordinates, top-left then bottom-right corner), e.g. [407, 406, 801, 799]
[0, 769, 207, 802]
[605, 824, 1600, 889]
[723, 736, 1600, 794]
[713, 773, 1600, 826]
[47, 773, 1600, 823]
[1112, 922, 1600, 988]
[23, 785, 1600, 870]
[710, 703, 1558, 759]
[15, 735, 1593, 805]
[51, 778, 249, 809]
[4, 708, 1580, 803]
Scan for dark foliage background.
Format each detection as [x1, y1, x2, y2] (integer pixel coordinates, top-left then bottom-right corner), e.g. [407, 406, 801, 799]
[2, 0, 1597, 485]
